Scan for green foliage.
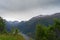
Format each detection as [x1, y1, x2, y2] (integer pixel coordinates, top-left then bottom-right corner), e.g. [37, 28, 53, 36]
[0, 17, 6, 33]
[0, 34, 25, 40]
[35, 19, 60, 40]
[35, 24, 47, 40]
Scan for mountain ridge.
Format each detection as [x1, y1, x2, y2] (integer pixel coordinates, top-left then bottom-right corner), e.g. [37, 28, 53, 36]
[5, 13, 60, 37]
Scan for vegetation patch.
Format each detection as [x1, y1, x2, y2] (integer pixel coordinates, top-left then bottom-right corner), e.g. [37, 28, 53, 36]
[0, 34, 25, 40]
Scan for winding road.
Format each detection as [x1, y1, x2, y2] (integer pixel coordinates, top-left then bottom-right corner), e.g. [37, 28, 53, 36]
[19, 33, 31, 40]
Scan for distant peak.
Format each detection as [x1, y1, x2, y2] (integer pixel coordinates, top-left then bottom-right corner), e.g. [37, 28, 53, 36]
[54, 13, 60, 15]
[36, 15, 43, 17]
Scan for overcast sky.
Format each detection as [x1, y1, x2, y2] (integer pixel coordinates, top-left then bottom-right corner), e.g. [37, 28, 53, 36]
[0, 0, 60, 21]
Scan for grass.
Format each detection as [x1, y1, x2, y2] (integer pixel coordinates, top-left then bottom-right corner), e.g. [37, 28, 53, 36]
[0, 34, 25, 40]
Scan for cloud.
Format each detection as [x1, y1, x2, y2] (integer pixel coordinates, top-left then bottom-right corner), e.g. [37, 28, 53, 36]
[0, 0, 60, 21]
[0, 0, 60, 11]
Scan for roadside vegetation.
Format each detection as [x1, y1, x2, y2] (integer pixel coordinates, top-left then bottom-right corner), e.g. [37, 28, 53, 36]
[0, 17, 25, 40]
[35, 19, 60, 40]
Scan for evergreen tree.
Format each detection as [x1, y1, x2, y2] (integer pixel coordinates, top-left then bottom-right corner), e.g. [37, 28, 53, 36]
[0, 17, 6, 33]
[53, 19, 60, 40]
[47, 25, 56, 40]
[35, 19, 60, 40]
[35, 24, 47, 40]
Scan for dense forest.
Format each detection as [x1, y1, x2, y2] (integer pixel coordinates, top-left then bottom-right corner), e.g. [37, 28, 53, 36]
[35, 19, 60, 40]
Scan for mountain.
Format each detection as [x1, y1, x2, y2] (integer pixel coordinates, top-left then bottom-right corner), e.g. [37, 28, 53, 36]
[5, 21, 19, 31]
[5, 13, 60, 37]
[17, 13, 60, 37]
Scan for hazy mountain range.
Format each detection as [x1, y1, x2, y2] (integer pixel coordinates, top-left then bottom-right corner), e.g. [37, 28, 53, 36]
[5, 13, 60, 37]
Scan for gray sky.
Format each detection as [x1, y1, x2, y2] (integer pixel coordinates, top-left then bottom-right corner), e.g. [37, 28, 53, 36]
[0, 0, 60, 21]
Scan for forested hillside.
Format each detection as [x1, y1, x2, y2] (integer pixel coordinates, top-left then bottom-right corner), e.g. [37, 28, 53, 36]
[35, 19, 60, 40]
[17, 13, 60, 37]
[5, 13, 60, 38]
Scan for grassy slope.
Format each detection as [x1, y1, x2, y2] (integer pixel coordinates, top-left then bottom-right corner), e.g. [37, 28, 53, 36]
[0, 34, 25, 40]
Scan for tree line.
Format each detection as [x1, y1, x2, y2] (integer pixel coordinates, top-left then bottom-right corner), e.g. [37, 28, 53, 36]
[35, 19, 60, 40]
